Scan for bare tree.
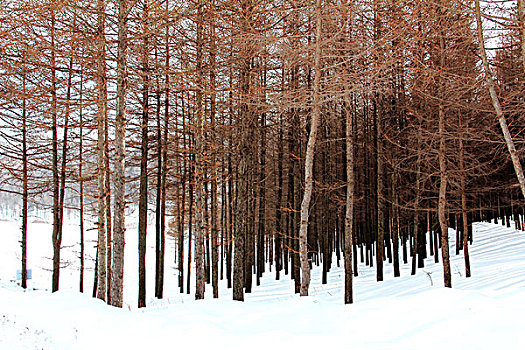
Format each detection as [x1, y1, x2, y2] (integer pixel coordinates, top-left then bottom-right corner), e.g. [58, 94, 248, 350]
[475, 0, 525, 200]
[111, 0, 129, 308]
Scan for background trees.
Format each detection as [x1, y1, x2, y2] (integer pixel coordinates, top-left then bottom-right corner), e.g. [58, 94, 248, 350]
[1, 0, 524, 306]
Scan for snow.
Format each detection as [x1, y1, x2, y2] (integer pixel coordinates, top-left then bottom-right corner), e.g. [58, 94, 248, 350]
[1, 218, 525, 349]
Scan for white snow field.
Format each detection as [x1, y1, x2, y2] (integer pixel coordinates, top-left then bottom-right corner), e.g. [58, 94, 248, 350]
[1, 217, 525, 349]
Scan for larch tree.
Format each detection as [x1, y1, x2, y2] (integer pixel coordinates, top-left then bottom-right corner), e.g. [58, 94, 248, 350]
[299, 0, 323, 297]
[96, 0, 108, 302]
[111, 0, 129, 308]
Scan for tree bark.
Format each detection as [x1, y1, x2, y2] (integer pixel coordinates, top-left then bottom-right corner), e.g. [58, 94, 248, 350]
[138, 0, 149, 308]
[376, 101, 384, 282]
[299, 0, 323, 297]
[519, 0, 525, 74]
[344, 97, 354, 304]
[194, 0, 206, 300]
[210, 9, 219, 298]
[111, 0, 128, 308]
[459, 120, 471, 277]
[21, 62, 28, 290]
[57, 51, 73, 294]
[79, 65, 85, 293]
[96, 0, 107, 301]
[51, 7, 60, 293]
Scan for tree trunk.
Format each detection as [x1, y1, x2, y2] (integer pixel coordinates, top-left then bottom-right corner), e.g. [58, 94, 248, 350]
[158, 10, 170, 298]
[194, 0, 206, 300]
[79, 66, 85, 293]
[519, 0, 525, 74]
[344, 97, 354, 304]
[275, 111, 284, 281]
[138, 0, 149, 308]
[154, 47, 163, 299]
[411, 130, 422, 276]
[438, 102, 451, 287]
[51, 8, 61, 293]
[459, 121, 471, 277]
[105, 105, 112, 303]
[210, 11, 219, 298]
[21, 63, 28, 290]
[438, 3, 451, 287]
[96, 0, 107, 301]
[111, 0, 128, 308]
[376, 101, 384, 282]
[475, 0, 525, 199]
[299, 0, 322, 297]
[392, 171, 400, 278]
[57, 51, 73, 294]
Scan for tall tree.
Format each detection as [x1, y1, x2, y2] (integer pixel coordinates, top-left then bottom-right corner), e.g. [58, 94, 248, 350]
[138, 0, 150, 309]
[111, 0, 129, 308]
[475, 0, 525, 200]
[194, 0, 206, 300]
[50, 5, 61, 293]
[299, 0, 323, 297]
[96, 0, 107, 302]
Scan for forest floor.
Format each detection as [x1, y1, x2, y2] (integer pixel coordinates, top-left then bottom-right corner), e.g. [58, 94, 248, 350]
[1, 217, 525, 349]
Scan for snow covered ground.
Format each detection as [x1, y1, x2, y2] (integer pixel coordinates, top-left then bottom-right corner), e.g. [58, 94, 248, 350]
[1, 217, 525, 349]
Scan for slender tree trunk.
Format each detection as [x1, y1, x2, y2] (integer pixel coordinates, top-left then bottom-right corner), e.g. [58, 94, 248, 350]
[275, 111, 284, 281]
[57, 52, 73, 294]
[233, 1, 255, 301]
[51, 8, 61, 293]
[155, 47, 163, 299]
[158, 8, 170, 297]
[111, 0, 129, 308]
[187, 97, 194, 295]
[299, 0, 322, 297]
[459, 121, 471, 277]
[411, 127, 422, 275]
[178, 100, 187, 293]
[437, 2, 452, 287]
[438, 102, 451, 287]
[344, 97, 354, 304]
[194, 0, 206, 300]
[475, 0, 525, 199]
[105, 107, 112, 303]
[518, 0, 525, 73]
[376, 101, 384, 282]
[210, 11, 219, 298]
[79, 66, 85, 293]
[138, 0, 149, 308]
[392, 171, 400, 277]
[233, 158, 246, 301]
[21, 64, 28, 290]
[96, 0, 107, 301]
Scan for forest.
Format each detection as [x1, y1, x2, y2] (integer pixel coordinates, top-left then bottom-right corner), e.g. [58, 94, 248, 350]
[0, 0, 524, 309]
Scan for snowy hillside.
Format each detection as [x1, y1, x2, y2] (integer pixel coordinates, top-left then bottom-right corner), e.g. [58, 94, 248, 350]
[1, 219, 525, 349]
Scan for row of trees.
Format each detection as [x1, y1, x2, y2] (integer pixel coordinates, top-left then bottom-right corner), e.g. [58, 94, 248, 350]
[1, 0, 524, 307]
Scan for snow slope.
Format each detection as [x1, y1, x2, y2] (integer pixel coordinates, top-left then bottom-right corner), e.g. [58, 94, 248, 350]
[1, 219, 525, 349]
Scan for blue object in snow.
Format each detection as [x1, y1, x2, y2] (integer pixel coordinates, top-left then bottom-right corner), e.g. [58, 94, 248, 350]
[16, 269, 32, 280]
